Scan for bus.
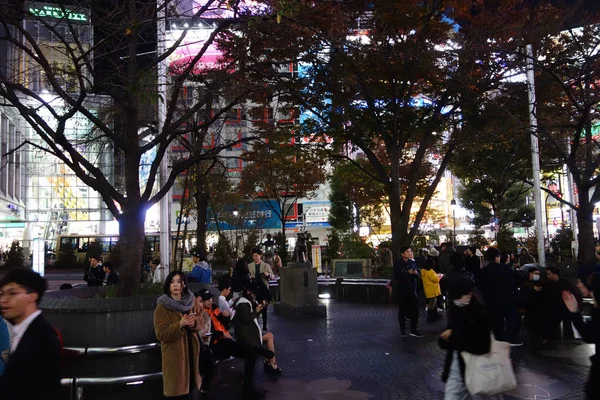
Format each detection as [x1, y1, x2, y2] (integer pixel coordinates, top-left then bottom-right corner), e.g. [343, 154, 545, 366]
[55, 234, 188, 263]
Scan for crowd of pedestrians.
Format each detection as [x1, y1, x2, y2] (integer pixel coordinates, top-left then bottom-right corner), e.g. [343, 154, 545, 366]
[390, 241, 600, 399]
[2, 238, 600, 400]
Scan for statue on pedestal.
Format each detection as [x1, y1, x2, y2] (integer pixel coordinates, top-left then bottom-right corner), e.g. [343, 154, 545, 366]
[292, 232, 310, 266]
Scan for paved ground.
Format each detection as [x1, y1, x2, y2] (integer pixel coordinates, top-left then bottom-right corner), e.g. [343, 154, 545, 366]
[206, 300, 590, 400]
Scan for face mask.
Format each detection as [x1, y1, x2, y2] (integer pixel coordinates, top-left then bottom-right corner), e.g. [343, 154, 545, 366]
[532, 275, 540, 282]
[453, 298, 471, 307]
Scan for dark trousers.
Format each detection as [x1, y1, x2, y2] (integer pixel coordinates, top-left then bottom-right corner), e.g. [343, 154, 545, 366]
[398, 296, 419, 333]
[489, 308, 518, 342]
[199, 339, 256, 391]
[199, 344, 213, 391]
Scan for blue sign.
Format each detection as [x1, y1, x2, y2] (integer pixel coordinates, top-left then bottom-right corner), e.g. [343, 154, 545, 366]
[207, 200, 281, 231]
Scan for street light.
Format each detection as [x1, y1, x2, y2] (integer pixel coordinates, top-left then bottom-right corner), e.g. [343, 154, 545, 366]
[450, 199, 457, 241]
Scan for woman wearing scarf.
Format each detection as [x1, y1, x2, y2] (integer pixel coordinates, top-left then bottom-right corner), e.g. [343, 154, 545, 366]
[154, 271, 202, 399]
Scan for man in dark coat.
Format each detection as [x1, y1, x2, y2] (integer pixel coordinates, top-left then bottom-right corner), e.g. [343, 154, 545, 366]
[464, 246, 481, 282]
[0, 268, 61, 400]
[102, 262, 119, 286]
[392, 246, 423, 337]
[84, 256, 104, 286]
[477, 247, 520, 344]
[542, 266, 581, 343]
[439, 243, 456, 275]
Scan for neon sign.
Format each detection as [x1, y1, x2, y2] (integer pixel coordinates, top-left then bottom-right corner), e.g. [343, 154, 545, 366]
[28, 5, 88, 23]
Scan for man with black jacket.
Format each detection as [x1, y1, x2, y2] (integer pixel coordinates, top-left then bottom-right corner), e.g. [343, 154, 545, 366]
[84, 256, 104, 286]
[464, 246, 481, 282]
[477, 247, 520, 344]
[0, 268, 61, 400]
[392, 246, 423, 337]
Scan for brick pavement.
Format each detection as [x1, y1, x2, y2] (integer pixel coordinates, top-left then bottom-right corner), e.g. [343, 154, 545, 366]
[205, 300, 589, 400]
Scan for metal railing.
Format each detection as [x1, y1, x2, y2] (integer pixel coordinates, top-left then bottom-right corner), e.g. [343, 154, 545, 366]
[64, 342, 160, 356]
[60, 343, 161, 400]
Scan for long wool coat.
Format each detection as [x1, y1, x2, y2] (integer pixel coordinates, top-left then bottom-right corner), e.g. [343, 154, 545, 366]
[154, 303, 202, 397]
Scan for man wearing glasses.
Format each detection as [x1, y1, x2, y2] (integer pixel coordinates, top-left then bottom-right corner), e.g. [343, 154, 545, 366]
[0, 268, 61, 400]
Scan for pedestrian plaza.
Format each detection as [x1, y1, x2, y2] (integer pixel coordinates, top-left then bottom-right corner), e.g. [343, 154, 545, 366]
[202, 300, 589, 400]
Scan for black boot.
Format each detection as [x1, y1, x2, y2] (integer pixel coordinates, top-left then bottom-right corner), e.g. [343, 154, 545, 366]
[264, 361, 282, 375]
[253, 345, 275, 359]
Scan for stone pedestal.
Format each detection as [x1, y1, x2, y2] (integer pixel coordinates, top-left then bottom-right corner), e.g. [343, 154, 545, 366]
[274, 266, 326, 318]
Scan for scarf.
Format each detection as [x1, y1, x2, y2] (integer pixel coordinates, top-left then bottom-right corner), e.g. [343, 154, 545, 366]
[157, 289, 195, 313]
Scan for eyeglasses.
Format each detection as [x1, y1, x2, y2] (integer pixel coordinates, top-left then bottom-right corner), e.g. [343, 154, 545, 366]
[0, 289, 29, 300]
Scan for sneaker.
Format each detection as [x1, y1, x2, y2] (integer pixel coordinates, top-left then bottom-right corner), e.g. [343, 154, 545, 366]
[400, 332, 407, 337]
[410, 331, 424, 338]
[509, 341, 523, 347]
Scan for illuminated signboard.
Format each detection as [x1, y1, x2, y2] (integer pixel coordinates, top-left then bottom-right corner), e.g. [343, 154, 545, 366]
[170, 0, 265, 18]
[28, 3, 89, 23]
[166, 28, 226, 75]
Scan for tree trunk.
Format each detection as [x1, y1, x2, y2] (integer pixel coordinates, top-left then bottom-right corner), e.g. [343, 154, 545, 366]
[388, 182, 403, 263]
[577, 194, 595, 265]
[116, 205, 146, 296]
[195, 174, 209, 252]
[280, 200, 287, 238]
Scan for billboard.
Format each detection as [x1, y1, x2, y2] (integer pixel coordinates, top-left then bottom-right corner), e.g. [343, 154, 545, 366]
[169, 0, 265, 19]
[166, 27, 226, 74]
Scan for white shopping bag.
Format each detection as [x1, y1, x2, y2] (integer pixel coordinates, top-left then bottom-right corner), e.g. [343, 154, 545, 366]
[461, 336, 518, 395]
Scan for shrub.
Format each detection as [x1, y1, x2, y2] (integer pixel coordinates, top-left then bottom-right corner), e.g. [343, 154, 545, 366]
[5, 240, 25, 269]
[468, 230, 489, 249]
[496, 226, 517, 253]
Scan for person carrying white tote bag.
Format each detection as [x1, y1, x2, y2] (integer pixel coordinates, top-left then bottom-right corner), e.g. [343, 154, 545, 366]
[461, 335, 517, 396]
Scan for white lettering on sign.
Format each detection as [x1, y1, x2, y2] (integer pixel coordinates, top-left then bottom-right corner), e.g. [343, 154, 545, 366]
[29, 5, 88, 22]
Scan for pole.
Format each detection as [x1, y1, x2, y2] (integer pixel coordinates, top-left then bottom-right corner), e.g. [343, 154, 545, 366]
[157, 1, 171, 272]
[565, 149, 578, 240]
[545, 193, 550, 243]
[526, 44, 546, 267]
[452, 209, 456, 240]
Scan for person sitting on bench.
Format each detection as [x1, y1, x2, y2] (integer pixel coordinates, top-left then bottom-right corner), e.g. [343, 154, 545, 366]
[194, 289, 273, 398]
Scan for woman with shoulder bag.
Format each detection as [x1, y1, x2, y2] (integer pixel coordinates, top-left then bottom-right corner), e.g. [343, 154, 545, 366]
[439, 278, 491, 400]
[154, 271, 202, 399]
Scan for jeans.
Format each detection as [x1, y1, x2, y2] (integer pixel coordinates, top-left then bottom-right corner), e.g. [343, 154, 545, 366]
[444, 352, 502, 400]
[445, 352, 471, 400]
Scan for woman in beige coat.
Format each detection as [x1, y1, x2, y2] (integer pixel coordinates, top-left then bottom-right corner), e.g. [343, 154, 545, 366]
[154, 271, 202, 399]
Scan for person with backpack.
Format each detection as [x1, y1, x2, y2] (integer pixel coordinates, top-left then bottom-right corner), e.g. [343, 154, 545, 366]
[189, 251, 211, 284]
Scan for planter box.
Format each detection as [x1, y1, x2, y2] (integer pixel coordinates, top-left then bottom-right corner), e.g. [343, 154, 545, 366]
[42, 288, 162, 400]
